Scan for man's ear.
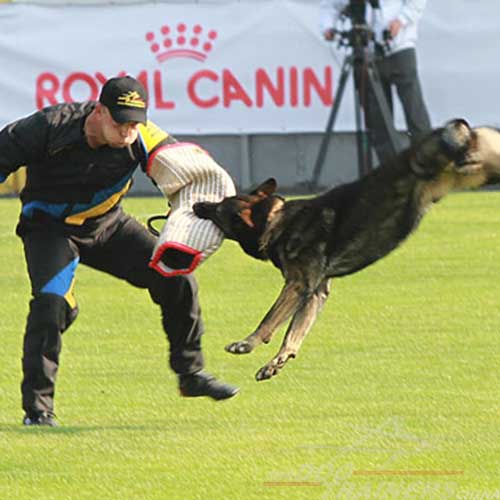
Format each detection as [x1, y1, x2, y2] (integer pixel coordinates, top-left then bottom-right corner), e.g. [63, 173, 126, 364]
[92, 102, 103, 120]
[95, 102, 112, 121]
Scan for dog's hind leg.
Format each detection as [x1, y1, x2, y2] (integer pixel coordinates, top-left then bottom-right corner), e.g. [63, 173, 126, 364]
[255, 278, 331, 380]
[225, 280, 306, 355]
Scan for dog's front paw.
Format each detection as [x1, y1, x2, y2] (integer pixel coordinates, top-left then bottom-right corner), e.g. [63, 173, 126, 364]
[225, 340, 254, 355]
[255, 352, 295, 381]
[255, 364, 278, 381]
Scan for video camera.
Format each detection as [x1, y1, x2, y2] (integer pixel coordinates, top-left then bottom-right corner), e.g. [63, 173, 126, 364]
[343, 0, 380, 26]
[338, 0, 387, 50]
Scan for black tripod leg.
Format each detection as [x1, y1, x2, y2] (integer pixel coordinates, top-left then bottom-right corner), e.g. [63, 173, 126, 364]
[366, 65, 402, 158]
[353, 74, 372, 177]
[312, 55, 353, 189]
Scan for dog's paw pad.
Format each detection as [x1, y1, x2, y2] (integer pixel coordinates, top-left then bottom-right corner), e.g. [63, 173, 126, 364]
[255, 368, 271, 381]
[225, 341, 253, 354]
[255, 364, 278, 381]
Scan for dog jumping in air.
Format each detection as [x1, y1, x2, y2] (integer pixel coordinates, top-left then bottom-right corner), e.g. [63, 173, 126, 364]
[193, 119, 500, 381]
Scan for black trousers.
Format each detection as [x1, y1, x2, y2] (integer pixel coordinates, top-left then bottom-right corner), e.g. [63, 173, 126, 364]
[363, 47, 432, 164]
[18, 208, 204, 416]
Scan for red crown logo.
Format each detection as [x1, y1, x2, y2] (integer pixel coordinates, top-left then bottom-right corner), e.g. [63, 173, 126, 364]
[146, 23, 218, 63]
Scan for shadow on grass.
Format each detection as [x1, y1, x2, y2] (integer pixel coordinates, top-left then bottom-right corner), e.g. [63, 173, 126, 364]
[0, 423, 156, 434]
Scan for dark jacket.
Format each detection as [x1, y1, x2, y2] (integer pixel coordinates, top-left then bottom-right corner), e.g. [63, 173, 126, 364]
[0, 102, 174, 231]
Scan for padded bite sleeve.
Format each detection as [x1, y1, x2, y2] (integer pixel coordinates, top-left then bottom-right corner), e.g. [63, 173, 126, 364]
[147, 143, 236, 277]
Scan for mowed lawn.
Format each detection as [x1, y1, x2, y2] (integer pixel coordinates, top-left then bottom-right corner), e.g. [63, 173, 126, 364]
[0, 193, 499, 500]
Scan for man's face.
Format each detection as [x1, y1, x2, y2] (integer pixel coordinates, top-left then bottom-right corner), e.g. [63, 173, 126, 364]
[99, 105, 140, 148]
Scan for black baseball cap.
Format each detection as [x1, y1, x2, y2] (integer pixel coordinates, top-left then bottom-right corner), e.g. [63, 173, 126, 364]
[99, 76, 148, 125]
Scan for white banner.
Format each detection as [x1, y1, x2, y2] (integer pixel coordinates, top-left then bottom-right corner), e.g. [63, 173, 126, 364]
[0, 1, 498, 134]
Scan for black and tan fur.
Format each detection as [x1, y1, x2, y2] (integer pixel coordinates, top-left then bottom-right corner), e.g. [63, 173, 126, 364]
[194, 120, 500, 381]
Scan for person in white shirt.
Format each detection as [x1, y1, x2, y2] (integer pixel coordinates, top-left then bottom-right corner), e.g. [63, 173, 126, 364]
[319, 0, 431, 164]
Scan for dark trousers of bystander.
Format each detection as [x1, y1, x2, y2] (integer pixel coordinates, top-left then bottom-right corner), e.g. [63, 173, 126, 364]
[363, 47, 432, 164]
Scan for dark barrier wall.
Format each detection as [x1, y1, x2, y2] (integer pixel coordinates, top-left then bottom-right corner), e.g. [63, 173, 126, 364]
[131, 131, 410, 195]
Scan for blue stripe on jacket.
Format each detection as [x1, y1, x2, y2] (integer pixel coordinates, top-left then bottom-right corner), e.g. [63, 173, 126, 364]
[22, 172, 134, 220]
[41, 257, 80, 297]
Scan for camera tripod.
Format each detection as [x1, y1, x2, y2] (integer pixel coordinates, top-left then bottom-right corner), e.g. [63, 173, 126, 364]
[312, 28, 402, 189]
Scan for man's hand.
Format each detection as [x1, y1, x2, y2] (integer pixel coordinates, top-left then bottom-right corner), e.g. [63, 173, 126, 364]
[323, 28, 336, 41]
[388, 19, 403, 38]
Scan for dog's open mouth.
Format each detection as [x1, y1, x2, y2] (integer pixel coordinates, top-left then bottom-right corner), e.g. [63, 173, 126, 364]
[455, 161, 483, 175]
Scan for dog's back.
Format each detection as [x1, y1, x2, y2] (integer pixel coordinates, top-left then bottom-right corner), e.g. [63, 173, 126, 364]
[262, 148, 438, 278]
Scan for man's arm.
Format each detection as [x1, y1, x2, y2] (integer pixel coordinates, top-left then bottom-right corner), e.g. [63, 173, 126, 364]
[387, 0, 427, 39]
[0, 111, 49, 182]
[397, 0, 427, 27]
[319, 0, 348, 40]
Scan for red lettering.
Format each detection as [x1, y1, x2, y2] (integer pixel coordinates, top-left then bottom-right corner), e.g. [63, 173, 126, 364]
[289, 67, 298, 107]
[154, 70, 175, 109]
[135, 71, 148, 92]
[94, 70, 129, 85]
[34, 65, 335, 117]
[255, 67, 285, 108]
[223, 69, 252, 107]
[187, 70, 219, 108]
[62, 72, 99, 103]
[95, 71, 147, 99]
[36, 72, 59, 109]
[94, 72, 109, 85]
[303, 67, 333, 106]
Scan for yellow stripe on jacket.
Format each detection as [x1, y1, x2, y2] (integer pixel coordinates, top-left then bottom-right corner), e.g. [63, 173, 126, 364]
[138, 121, 170, 154]
[64, 180, 132, 225]
[64, 276, 77, 309]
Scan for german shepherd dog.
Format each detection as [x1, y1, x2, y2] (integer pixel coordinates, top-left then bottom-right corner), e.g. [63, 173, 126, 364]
[193, 120, 500, 381]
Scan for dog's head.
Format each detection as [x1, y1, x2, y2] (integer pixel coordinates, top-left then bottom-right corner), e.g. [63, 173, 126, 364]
[450, 125, 500, 187]
[415, 118, 500, 189]
[193, 178, 285, 260]
[410, 118, 474, 178]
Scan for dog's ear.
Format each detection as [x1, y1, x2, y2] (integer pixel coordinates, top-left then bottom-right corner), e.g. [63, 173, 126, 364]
[444, 118, 470, 130]
[441, 119, 472, 153]
[249, 178, 277, 198]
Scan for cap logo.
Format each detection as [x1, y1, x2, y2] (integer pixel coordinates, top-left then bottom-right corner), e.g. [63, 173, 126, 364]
[117, 90, 146, 109]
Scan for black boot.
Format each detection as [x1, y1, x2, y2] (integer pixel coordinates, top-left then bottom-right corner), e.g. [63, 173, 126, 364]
[179, 371, 239, 401]
[23, 411, 58, 427]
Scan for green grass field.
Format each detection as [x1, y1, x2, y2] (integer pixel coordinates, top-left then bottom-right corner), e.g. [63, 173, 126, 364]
[0, 193, 499, 500]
